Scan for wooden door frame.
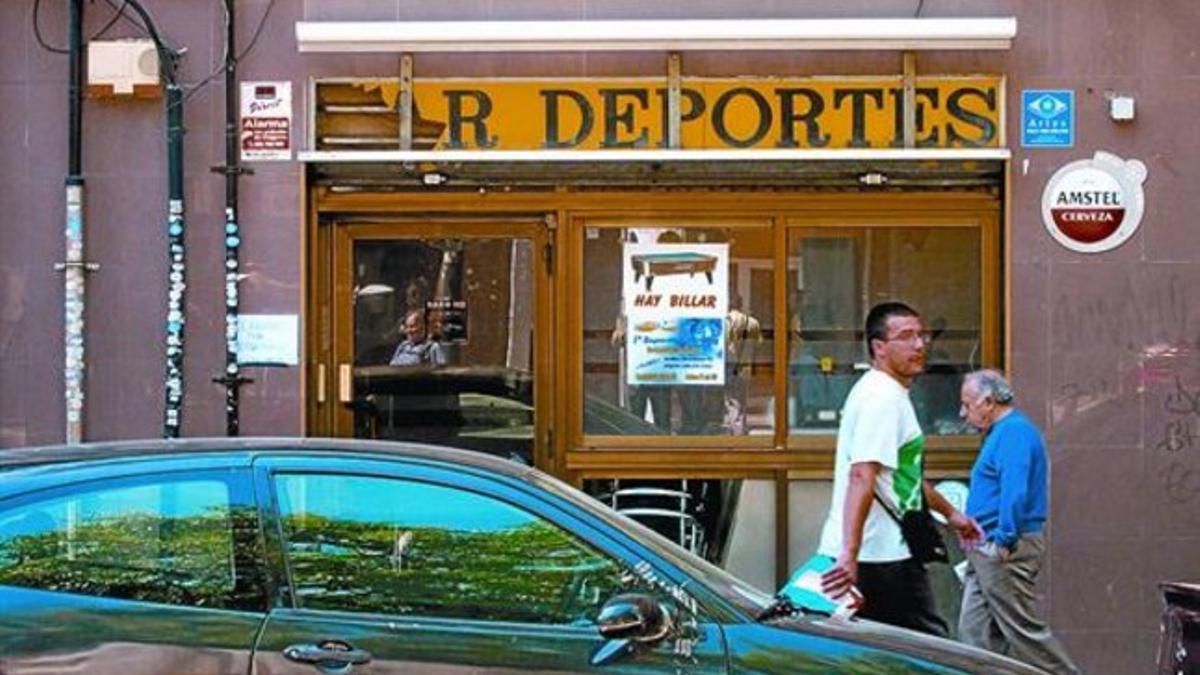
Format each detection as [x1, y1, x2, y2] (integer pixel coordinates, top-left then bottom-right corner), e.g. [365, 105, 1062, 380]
[313, 216, 554, 472]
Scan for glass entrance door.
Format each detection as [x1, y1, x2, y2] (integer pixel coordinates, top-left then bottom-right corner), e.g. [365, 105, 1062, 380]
[331, 221, 548, 467]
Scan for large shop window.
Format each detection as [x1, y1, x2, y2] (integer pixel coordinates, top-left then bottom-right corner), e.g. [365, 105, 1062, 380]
[583, 223, 775, 439]
[787, 224, 982, 438]
[575, 209, 996, 452]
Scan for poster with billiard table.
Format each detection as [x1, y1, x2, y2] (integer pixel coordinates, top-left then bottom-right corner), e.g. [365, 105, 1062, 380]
[623, 243, 729, 387]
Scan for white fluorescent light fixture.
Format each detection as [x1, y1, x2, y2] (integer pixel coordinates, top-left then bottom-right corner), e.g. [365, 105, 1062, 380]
[295, 18, 1016, 53]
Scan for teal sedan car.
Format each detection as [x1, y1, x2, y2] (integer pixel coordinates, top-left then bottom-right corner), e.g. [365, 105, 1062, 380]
[0, 439, 1043, 674]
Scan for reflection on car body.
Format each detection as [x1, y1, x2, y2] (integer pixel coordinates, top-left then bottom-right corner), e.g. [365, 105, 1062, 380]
[352, 365, 666, 464]
[0, 439, 1045, 674]
[351, 366, 734, 562]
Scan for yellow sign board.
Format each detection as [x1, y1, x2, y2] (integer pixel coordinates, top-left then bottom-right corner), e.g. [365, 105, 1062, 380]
[353, 77, 1002, 151]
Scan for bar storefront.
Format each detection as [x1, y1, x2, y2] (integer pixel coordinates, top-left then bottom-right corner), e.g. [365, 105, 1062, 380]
[10, 7, 1194, 670]
[303, 70, 1006, 592]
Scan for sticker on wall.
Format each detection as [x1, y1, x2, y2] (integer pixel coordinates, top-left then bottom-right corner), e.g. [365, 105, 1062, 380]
[1021, 89, 1074, 148]
[623, 242, 728, 387]
[241, 81, 292, 161]
[1042, 151, 1147, 253]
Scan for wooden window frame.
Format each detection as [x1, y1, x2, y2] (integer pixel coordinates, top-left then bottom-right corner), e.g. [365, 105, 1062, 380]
[781, 211, 1000, 446]
[568, 215, 777, 453]
[306, 188, 1001, 481]
[561, 194, 1001, 480]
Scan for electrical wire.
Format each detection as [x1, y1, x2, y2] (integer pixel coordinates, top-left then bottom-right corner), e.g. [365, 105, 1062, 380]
[37, 0, 181, 83]
[32, 0, 70, 54]
[240, 0, 276, 58]
[182, 0, 277, 102]
[117, 0, 180, 84]
[33, 0, 150, 54]
[91, 1, 132, 41]
[93, 0, 146, 39]
[39, 0, 279, 102]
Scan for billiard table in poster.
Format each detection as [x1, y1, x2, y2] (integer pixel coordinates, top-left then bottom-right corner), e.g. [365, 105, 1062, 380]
[630, 252, 718, 291]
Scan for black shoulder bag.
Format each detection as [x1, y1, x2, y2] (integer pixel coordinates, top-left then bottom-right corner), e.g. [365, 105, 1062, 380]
[873, 491, 949, 564]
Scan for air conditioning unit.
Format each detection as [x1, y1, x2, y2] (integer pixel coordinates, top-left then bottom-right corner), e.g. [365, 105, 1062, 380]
[88, 39, 160, 98]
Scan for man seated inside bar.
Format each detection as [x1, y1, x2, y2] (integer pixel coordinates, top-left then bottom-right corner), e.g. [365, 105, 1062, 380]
[389, 309, 446, 367]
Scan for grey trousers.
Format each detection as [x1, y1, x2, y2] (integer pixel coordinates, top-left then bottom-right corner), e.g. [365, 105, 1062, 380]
[959, 532, 1081, 674]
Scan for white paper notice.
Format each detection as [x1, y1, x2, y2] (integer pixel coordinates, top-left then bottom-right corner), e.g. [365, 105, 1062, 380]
[237, 314, 299, 365]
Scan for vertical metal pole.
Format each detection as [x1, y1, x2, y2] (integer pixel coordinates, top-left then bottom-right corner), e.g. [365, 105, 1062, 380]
[775, 471, 790, 589]
[64, 184, 86, 443]
[902, 51, 917, 149]
[63, 0, 86, 444]
[163, 83, 186, 437]
[112, 0, 188, 437]
[667, 52, 682, 149]
[220, 0, 247, 435]
[399, 53, 413, 150]
[67, 0, 82, 183]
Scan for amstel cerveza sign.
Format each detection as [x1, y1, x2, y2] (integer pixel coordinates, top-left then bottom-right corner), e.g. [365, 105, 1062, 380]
[1041, 151, 1148, 253]
[340, 77, 1002, 150]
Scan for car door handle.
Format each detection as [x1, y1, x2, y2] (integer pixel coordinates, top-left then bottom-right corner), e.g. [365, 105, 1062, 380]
[283, 640, 372, 667]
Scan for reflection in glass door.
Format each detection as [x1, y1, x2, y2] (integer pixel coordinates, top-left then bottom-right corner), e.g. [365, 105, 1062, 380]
[339, 230, 540, 465]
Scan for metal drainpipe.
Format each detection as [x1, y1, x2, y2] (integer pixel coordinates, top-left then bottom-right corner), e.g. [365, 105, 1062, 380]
[60, 0, 91, 444]
[213, 0, 251, 435]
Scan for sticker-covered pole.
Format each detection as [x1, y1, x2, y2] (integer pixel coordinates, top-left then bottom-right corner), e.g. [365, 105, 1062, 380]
[61, 0, 89, 444]
[163, 82, 186, 437]
[213, 0, 251, 435]
[112, 0, 188, 437]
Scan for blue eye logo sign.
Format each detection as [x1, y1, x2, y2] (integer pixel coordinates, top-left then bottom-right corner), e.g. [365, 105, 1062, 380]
[1022, 90, 1074, 148]
[1028, 94, 1068, 119]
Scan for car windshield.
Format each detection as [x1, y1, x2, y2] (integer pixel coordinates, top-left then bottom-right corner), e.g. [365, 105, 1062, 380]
[529, 471, 774, 619]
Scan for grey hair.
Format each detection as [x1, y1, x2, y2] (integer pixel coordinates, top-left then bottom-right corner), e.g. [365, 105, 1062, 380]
[963, 369, 1015, 405]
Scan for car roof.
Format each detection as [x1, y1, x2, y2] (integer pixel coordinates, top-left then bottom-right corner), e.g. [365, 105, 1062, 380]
[0, 437, 538, 479]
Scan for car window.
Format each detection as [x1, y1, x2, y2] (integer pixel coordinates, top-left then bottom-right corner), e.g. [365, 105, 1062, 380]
[531, 472, 772, 619]
[275, 473, 627, 625]
[0, 476, 260, 610]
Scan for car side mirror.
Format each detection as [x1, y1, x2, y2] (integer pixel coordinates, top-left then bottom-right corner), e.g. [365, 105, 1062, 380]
[590, 593, 674, 666]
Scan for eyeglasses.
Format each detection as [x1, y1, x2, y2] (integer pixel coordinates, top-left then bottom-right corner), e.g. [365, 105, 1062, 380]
[883, 330, 933, 346]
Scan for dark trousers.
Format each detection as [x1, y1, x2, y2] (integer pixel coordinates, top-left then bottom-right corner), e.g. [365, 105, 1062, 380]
[856, 558, 949, 638]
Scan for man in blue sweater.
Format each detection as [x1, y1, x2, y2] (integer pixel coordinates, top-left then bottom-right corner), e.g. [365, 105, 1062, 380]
[958, 369, 1080, 674]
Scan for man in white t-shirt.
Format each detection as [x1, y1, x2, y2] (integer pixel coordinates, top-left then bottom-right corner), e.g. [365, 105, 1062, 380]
[818, 302, 982, 636]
